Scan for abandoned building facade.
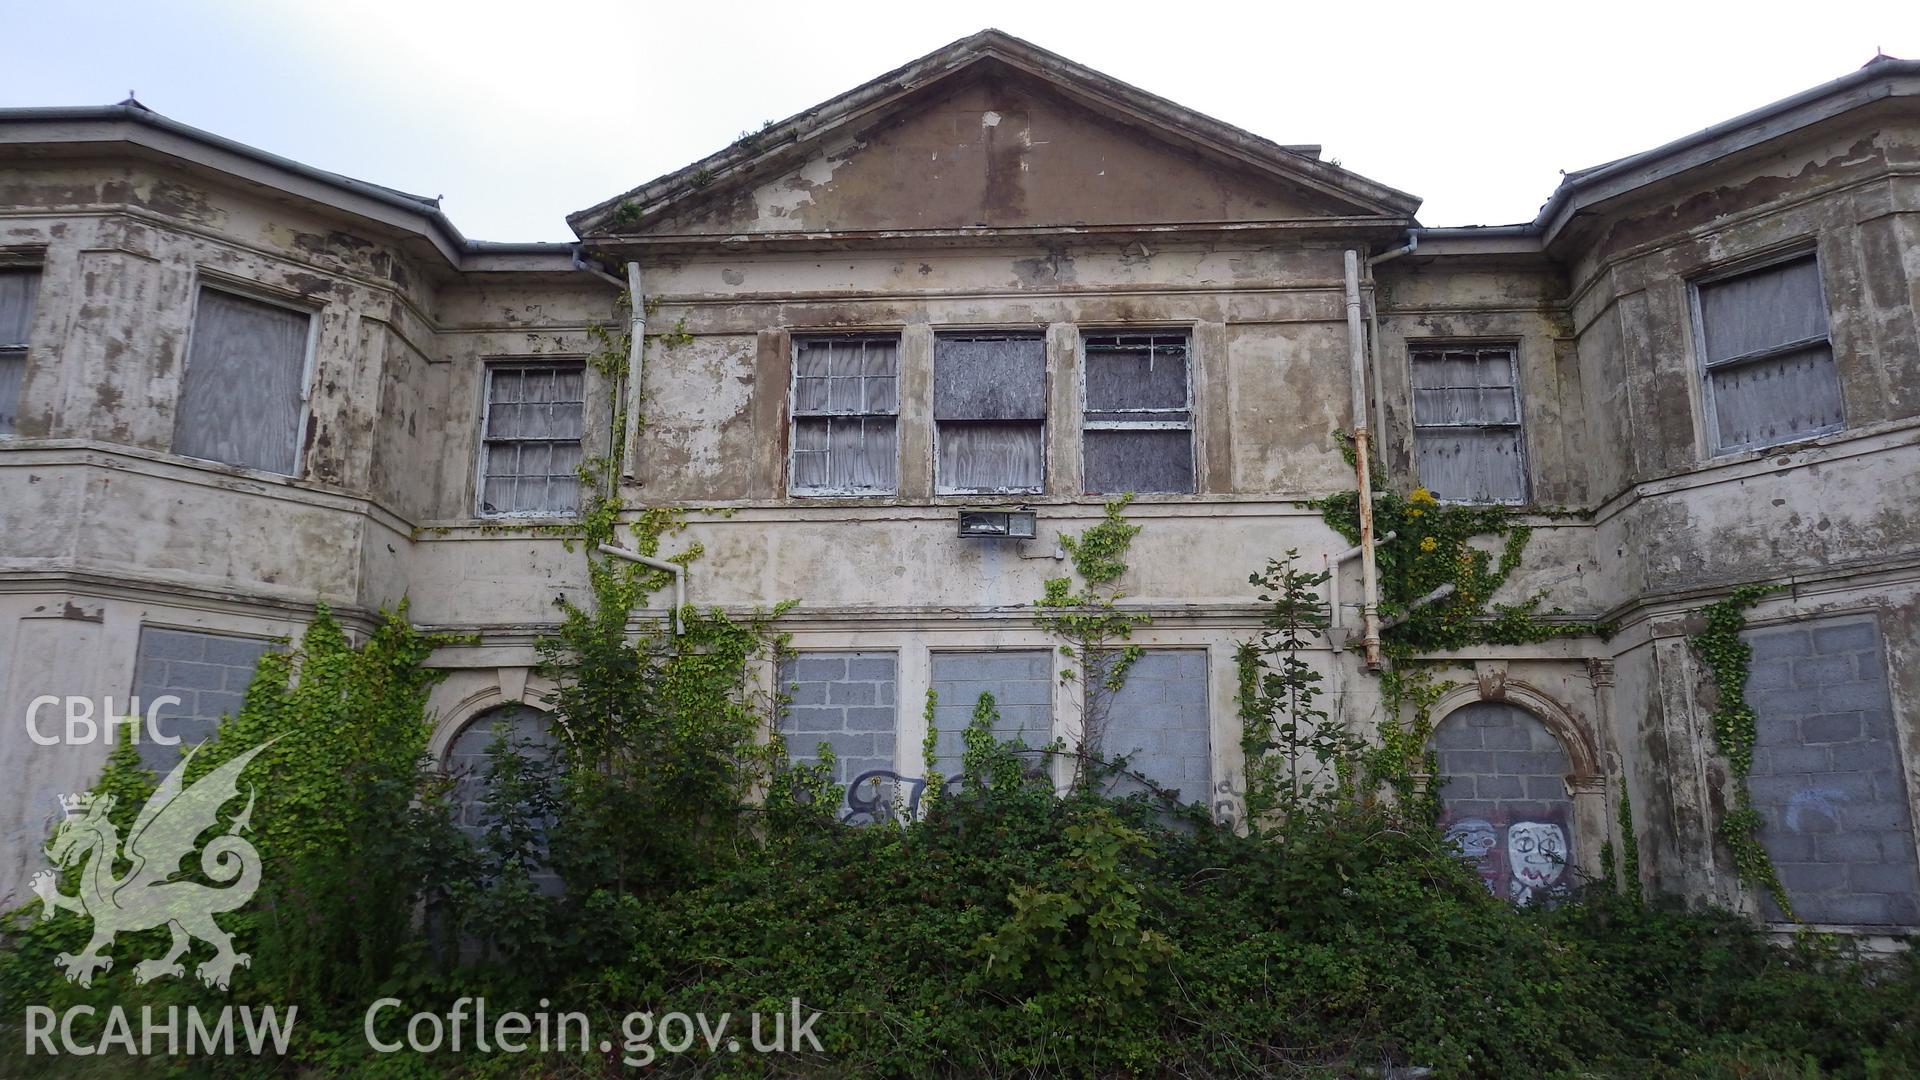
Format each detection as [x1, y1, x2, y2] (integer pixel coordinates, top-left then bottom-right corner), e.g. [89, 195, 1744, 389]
[2, 32, 1917, 933]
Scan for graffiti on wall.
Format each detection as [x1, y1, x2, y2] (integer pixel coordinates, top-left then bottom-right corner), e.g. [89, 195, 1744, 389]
[1442, 812, 1572, 904]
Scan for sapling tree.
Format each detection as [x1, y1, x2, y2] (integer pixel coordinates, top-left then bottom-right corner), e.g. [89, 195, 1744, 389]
[1239, 550, 1361, 835]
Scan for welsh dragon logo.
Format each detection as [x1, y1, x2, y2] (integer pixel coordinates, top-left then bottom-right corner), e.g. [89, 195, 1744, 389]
[30, 741, 272, 990]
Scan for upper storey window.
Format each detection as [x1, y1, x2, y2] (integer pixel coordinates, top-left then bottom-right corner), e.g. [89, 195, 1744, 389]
[790, 335, 899, 496]
[1082, 332, 1195, 494]
[1411, 343, 1528, 504]
[935, 333, 1045, 495]
[1694, 253, 1844, 454]
[479, 363, 585, 517]
[0, 268, 39, 435]
[175, 287, 312, 475]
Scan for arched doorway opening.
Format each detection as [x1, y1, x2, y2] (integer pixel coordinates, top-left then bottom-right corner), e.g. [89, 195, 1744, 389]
[443, 703, 561, 893]
[1431, 700, 1576, 904]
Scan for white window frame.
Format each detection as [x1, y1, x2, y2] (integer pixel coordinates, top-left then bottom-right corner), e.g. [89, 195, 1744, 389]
[475, 360, 590, 519]
[787, 333, 901, 498]
[933, 331, 1048, 497]
[1408, 340, 1529, 506]
[176, 277, 320, 476]
[1079, 330, 1196, 495]
[1688, 247, 1843, 457]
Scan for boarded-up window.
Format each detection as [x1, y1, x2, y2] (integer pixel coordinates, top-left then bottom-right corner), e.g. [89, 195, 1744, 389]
[0, 268, 39, 435]
[1432, 702, 1577, 905]
[1083, 333, 1194, 494]
[1696, 254, 1843, 453]
[131, 627, 277, 772]
[445, 704, 563, 895]
[1100, 649, 1211, 802]
[174, 288, 311, 475]
[479, 363, 585, 516]
[929, 650, 1053, 773]
[791, 336, 898, 495]
[935, 334, 1045, 494]
[1411, 344, 1527, 504]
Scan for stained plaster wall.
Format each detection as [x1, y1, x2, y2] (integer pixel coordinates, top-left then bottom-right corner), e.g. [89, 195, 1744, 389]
[1545, 115, 1920, 921]
[0, 156, 615, 899]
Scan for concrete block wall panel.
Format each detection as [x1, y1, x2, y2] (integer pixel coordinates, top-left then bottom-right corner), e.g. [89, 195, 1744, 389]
[442, 703, 559, 837]
[1744, 615, 1920, 925]
[1433, 702, 1577, 903]
[779, 651, 900, 795]
[441, 703, 561, 894]
[129, 627, 276, 772]
[929, 650, 1052, 773]
[1099, 649, 1211, 804]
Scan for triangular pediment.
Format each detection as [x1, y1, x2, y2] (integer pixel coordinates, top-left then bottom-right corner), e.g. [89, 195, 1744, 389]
[570, 31, 1419, 241]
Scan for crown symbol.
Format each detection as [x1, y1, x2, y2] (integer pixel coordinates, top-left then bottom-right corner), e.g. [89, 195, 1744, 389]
[57, 792, 97, 819]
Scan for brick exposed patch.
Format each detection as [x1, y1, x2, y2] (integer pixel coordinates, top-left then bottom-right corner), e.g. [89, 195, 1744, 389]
[1744, 615, 1919, 925]
[130, 627, 275, 772]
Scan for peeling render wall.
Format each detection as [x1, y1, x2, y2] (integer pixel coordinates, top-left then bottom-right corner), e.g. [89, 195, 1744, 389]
[1, 66, 1917, 934]
[0, 154, 613, 898]
[1540, 115, 1920, 915]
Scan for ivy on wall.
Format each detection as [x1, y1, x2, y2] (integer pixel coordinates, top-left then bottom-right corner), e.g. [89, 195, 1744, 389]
[1318, 483, 1609, 656]
[1689, 583, 1793, 919]
[1034, 495, 1150, 791]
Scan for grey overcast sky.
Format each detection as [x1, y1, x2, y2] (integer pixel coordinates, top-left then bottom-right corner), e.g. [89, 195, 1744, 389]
[9, 0, 1916, 241]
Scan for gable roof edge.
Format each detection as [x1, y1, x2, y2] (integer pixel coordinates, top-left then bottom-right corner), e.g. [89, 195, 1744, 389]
[567, 28, 1421, 237]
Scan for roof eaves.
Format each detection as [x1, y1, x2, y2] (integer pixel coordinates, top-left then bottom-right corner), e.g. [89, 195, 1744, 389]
[0, 104, 588, 272]
[1530, 57, 1920, 244]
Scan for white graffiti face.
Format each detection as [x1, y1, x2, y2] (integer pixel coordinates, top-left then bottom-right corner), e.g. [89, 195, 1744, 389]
[1444, 818, 1497, 862]
[1507, 821, 1568, 891]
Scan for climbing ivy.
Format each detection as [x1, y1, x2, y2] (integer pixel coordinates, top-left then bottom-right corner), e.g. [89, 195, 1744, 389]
[1035, 495, 1149, 789]
[1365, 663, 1455, 821]
[918, 686, 944, 818]
[1319, 483, 1609, 655]
[1690, 583, 1793, 919]
[1618, 781, 1642, 900]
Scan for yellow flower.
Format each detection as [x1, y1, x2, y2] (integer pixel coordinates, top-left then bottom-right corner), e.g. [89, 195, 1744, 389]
[1408, 487, 1438, 506]
[1420, 536, 1439, 553]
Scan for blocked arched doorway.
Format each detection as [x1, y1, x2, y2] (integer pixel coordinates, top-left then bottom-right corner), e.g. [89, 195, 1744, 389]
[1431, 701, 1576, 904]
[443, 703, 561, 893]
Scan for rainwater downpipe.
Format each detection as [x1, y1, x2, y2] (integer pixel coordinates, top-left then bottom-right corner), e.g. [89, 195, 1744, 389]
[622, 261, 647, 482]
[595, 544, 686, 636]
[1342, 250, 1383, 670]
[569, 246, 647, 482]
[1363, 233, 1418, 487]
